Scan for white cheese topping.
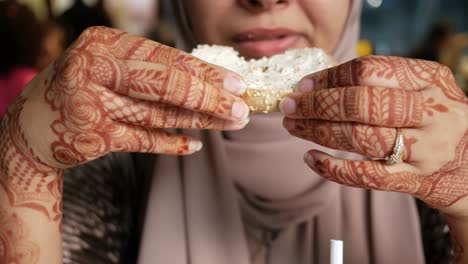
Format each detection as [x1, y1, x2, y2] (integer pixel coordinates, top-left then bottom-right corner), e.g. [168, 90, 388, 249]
[191, 45, 333, 90]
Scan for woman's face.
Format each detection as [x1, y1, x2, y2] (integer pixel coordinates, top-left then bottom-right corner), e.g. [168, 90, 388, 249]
[184, 0, 351, 59]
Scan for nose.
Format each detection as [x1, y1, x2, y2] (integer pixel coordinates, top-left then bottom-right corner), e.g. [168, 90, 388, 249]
[238, 0, 289, 12]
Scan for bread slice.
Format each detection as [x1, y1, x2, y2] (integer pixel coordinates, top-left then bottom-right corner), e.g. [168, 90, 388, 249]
[191, 45, 334, 113]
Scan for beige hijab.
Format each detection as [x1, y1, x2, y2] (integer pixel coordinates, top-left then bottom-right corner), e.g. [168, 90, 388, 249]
[137, 1, 425, 263]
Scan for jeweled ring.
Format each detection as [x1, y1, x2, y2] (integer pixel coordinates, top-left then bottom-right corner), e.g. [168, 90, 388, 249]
[385, 129, 405, 165]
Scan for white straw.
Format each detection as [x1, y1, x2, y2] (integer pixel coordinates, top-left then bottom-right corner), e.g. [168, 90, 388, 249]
[330, 239, 343, 264]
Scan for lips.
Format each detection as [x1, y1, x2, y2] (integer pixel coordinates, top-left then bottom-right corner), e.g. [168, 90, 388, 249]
[233, 28, 302, 58]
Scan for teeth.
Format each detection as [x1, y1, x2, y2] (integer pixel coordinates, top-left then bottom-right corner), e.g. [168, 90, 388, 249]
[247, 33, 255, 40]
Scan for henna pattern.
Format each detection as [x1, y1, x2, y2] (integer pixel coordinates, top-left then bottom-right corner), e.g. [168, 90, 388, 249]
[297, 87, 426, 127]
[42, 27, 243, 166]
[0, 97, 63, 222]
[292, 56, 467, 207]
[0, 27, 239, 248]
[0, 208, 40, 264]
[288, 120, 418, 160]
[71, 27, 231, 114]
[0, 27, 239, 262]
[311, 129, 467, 208]
[421, 97, 449, 116]
[101, 91, 224, 130]
[314, 56, 466, 104]
[292, 56, 468, 264]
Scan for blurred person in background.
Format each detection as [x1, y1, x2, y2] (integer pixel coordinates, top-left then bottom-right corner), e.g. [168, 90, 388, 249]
[408, 20, 468, 96]
[408, 20, 455, 62]
[146, 0, 176, 47]
[0, 1, 467, 264]
[36, 19, 67, 71]
[440, 33, 468, 95]
[104, 0, 157, 37]
[0, 1, 66, 118]
[0, 1, 44, 117]
[406, 19, 468, 95]
[58, 0, 112, 46]
[105, 0, 175, 46]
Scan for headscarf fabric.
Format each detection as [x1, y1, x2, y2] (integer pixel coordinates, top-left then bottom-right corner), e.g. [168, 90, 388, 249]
[137, 1, 425, 263]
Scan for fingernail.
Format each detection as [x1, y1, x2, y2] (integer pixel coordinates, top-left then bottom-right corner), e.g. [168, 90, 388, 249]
[296, 78, 314, 93]
[224, 117, 250, 130]
[303, 152, 315, 166]
[189, 141, 203, 152]
[224, 74, 247, 95]
[239, 117, 250, 127]
[283, 118, 295, 130]
[231, 102, 249, 120]
[279, 97, 297, 115]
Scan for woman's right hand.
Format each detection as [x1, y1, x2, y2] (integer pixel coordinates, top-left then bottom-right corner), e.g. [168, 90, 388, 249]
[5, 26, 249, 170]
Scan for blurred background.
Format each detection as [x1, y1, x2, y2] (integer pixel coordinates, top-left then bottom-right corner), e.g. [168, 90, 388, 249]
[359, 0, 468, 94]
[1, 0, 467, 117]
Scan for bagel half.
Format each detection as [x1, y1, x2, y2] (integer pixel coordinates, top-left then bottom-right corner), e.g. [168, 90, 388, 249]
[192, 45, 334, 113]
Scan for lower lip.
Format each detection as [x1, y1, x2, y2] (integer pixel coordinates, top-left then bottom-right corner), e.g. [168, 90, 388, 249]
[236, 35, 301, 58]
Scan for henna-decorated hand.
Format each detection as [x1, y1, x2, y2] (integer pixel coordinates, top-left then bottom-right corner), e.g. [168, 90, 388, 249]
[281, 56, 468, 218]
[2, 26, 250, 170]
[1, 27, 251, 262]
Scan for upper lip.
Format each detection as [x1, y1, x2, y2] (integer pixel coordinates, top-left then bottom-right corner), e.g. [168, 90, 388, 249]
[233, 27, 299, 42]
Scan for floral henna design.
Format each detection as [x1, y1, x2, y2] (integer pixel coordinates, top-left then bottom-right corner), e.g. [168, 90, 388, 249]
[91, 27, 226, 85]
[288, 120, 418, 160]
[42, 27, 241, 166]
[0, 208, 40, 264]
[295, 56, 466, 206]
[45, 66, 193, 166]
[297, 87, 388, 125]
[295, 55, 467, 262]
[0, 97, 63, 222]
[419, 131, 468, 207]
[311, 130, 467, 208]
[297, 86, 453, 128]
[304, 57, 466, 123]
[314, 56, 466, 103]
[72, 27, 233, 116]
[392, 58, 466, 104]
[421, 97, 449, 116]
[0, 26, 238, 264]
[101, 92, 224, 130]
[51, 26, 228, 98]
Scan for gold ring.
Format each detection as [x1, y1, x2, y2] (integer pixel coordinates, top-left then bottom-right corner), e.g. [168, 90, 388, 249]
[385, 129, 405, 165]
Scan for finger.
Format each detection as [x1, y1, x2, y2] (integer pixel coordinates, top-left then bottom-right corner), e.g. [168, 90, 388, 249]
[284, 119, 417, 160]
[281, 86, 429, 127]
[107, 123, 202, 155]
[103, 93, 249, 130]
[89, 59, 249, 122]
[296, 55, 443, 92]
[79, 26, 247, 96]
[303, 149, 424, 195]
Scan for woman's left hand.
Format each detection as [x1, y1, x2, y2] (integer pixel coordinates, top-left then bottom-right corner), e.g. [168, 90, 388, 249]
[281, 55, 468, 218]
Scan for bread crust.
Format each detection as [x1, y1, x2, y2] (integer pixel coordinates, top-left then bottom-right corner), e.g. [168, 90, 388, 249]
[191, 45, 335, 114]
[241, 88, 293, 113]
[242, 53, 335, 114]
